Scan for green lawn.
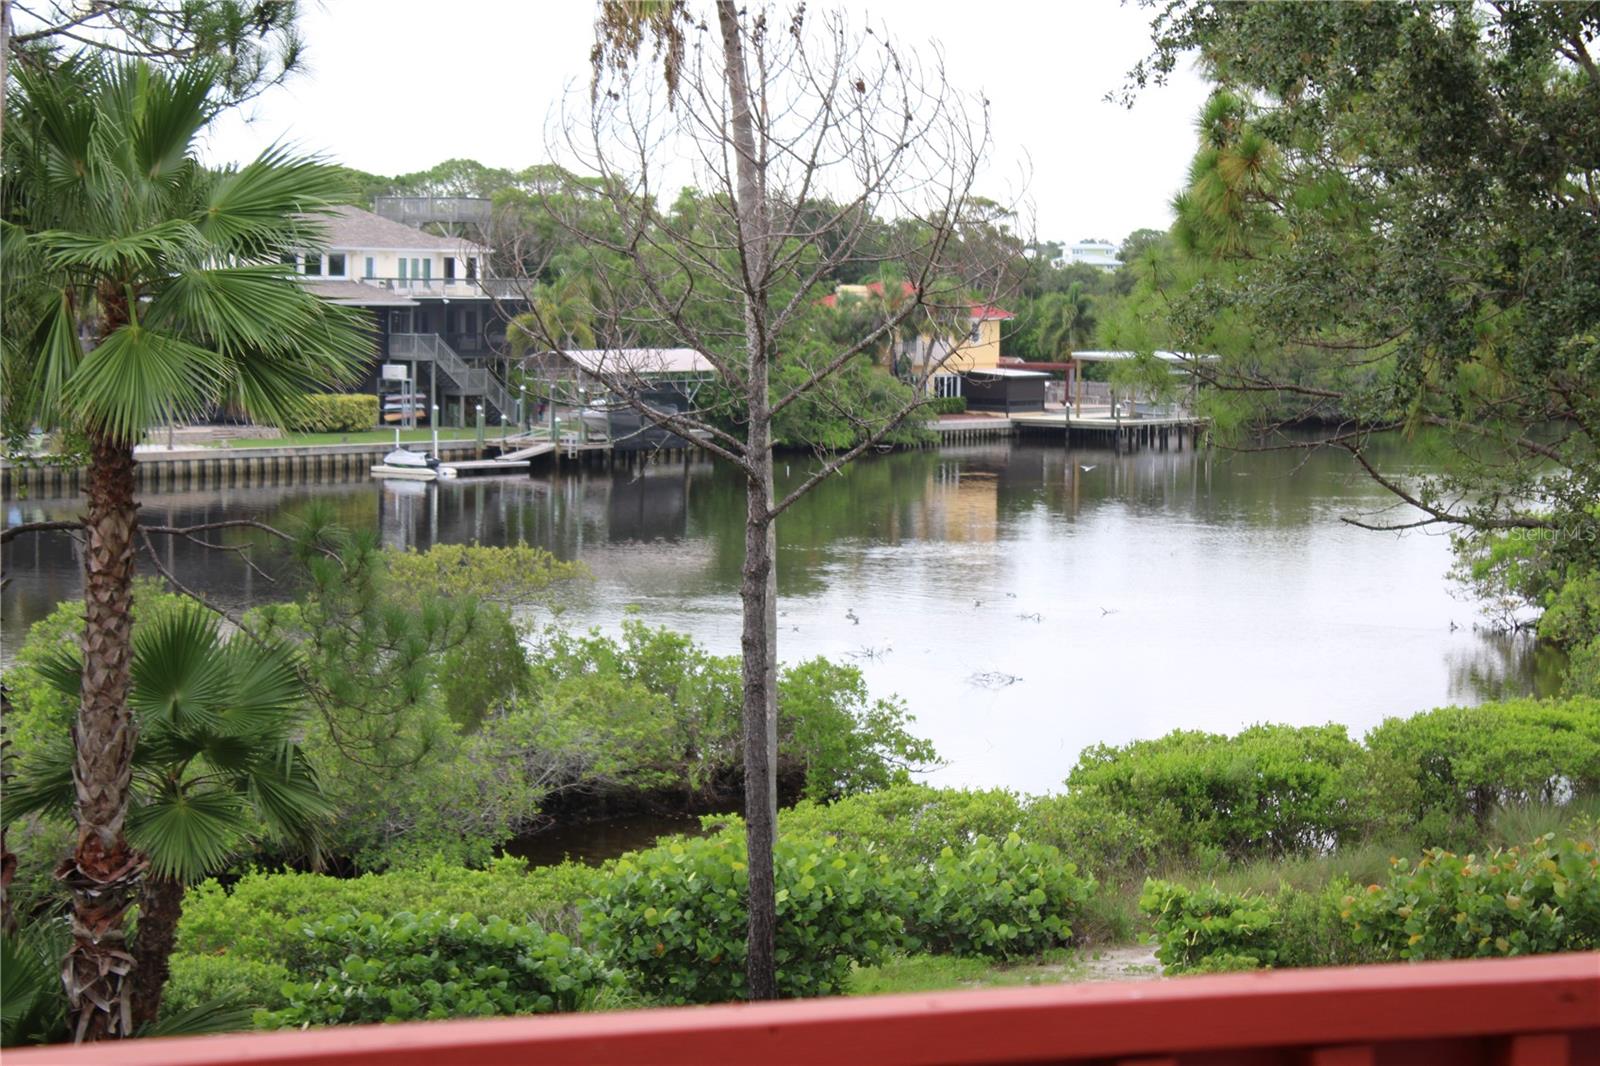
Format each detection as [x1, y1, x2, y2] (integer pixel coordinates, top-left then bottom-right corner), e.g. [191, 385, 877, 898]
[846, 950, 1087, 995]
[220, 429, 537, 448]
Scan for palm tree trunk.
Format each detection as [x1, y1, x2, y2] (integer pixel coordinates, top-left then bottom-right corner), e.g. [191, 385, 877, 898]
[59, 433, 146, 1041]
[130, 876, 184, 1029]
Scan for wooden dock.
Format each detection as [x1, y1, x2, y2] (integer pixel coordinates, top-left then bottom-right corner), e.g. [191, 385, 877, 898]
[1011, 410, 1205, 451]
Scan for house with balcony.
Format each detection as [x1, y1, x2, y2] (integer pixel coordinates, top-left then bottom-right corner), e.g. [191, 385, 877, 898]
[1058, 238, 1121, 270]
[293, 205, 525, 427]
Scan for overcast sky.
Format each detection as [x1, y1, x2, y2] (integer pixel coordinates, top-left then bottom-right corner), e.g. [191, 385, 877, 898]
[201, 0, 1209, 247]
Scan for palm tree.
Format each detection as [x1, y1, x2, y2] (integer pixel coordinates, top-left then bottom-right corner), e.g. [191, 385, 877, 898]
[509, 277, 598, 354]
[1, 57, 368, 1039]
[1037, 282, 1096, 359]
[5, 604, 327, 1030]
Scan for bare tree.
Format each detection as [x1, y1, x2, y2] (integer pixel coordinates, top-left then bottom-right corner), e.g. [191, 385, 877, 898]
[501, 1, 1015, 999]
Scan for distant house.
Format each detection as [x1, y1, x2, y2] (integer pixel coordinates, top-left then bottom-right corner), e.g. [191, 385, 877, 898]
[520, 348, 718, 451]
[292, 204, 525, 426]
[1059, 239, 1121, 271]
[820, 282, 1016, 401]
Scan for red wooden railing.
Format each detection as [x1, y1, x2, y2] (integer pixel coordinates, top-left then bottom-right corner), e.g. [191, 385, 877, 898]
[10, 954, 1599, 1066]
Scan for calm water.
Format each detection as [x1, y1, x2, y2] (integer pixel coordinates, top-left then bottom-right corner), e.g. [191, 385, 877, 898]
[1, 438, 1562, 796]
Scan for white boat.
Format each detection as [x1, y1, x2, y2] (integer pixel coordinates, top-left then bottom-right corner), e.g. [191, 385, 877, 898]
[381, 446, 438, 470]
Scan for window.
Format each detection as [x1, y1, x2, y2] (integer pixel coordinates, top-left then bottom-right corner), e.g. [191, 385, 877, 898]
[398, 258, 408, 283]
[466, 257, 478, 281]
[443, 256, 456, 281]
[416, 310, 430, 332]
[303, 254, 322, 276]
[364, 257, 375, 279]
[969, 321, 982, 344]
[934, 374, 962, 398]
[422, 258, 431, 283]
[326, 253, 346, 276]
[279, 251, 298, 269]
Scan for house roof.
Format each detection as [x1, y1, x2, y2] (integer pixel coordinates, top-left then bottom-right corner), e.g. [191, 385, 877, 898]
[299, 279, 418, 306]
[965, 366, 1048, 379]
[550, 348, 717, 377]
[819, 281, 1013, 320]
[315, 205, 488, 254]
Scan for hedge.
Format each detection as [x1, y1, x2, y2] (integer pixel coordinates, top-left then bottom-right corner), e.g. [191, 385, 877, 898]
[282, 393, 379, 432]
[928, 396, 967, 415]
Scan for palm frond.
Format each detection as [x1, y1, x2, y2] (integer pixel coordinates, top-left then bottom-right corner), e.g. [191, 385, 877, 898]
[243, 744, 333, 846]
[127, 785, 251, 883]
[65, 323, 226, 444]
[25, 290, 87, 430]
[138, 998, 254, 1039]
[31, 646, 84, 701]
[34, 219, 202, 275]
[116, 60, 221, 185]
[215, 639, 304, 735]
[196, 145, 347, 257]
[130, 605, 232, 734]
[2, 736, 77, 824]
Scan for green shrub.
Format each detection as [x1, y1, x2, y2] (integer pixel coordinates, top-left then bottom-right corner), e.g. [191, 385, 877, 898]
[162, 954, 292, 1018]
[1140, 879, 1281, 973]
[1341, 826, 1600, 961]
[260, 912, 615, 1027]
[1362, 699, 1600, 827]
[282, 393, 378, 432]
[909, 834, 1094, 959]
[177, 858, 602, 964]
[928, 396, 967, 415]
[584, 832, 905, 1004]
[1024, 791, 1151, 878]
[707, 785, 1026, 867]
[1063, 724, 1365, 866]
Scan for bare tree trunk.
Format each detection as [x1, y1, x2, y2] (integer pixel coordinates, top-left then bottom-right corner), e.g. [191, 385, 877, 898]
[740, 440, 779, 1002]
[130, 876, 184, 1029]
[717, 0, 780, 1002]
[58, 433, 146, 1041]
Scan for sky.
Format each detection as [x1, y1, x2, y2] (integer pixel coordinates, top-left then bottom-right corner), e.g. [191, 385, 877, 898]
[201, 0, 1211, 248]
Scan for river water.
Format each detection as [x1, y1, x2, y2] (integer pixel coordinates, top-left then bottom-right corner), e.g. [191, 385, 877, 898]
[1, 437, 1562, 797]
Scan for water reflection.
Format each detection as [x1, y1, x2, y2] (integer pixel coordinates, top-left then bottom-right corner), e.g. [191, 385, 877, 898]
[2, 438, 1561, 794]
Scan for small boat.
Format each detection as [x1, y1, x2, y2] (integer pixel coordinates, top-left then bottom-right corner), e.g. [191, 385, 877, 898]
[371, 430, 440, 481]
[381, 446, 438, 470]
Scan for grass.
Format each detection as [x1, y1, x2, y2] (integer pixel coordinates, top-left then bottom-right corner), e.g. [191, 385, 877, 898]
[847, 949, 1085, 996]
[220, 429, 514, 448]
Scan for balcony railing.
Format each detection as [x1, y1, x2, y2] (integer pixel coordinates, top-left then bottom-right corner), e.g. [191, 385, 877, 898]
[352, 276, 527, 300]
[9, 954, 1597, 1065]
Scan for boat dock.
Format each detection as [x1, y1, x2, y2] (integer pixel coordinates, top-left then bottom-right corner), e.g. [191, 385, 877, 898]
[934, 408, 1205, 450]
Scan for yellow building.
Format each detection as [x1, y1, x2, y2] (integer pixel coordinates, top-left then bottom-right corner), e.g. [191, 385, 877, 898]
[823, 282, 1014, 397]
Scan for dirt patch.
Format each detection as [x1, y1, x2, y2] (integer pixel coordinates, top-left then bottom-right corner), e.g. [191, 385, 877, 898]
[1075, 944, 1162, 983]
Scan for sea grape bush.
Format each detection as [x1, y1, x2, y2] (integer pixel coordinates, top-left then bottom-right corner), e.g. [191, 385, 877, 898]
[177, 858, 602, 962]
[259, 912, 617, 1027]
[908, 834, 1094, 959]
[1144, 826, 1600, 974]
[582, 833, 906, 1004]
[1139, 880, 1281, 974]
[1342, 827, 1600, 961]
